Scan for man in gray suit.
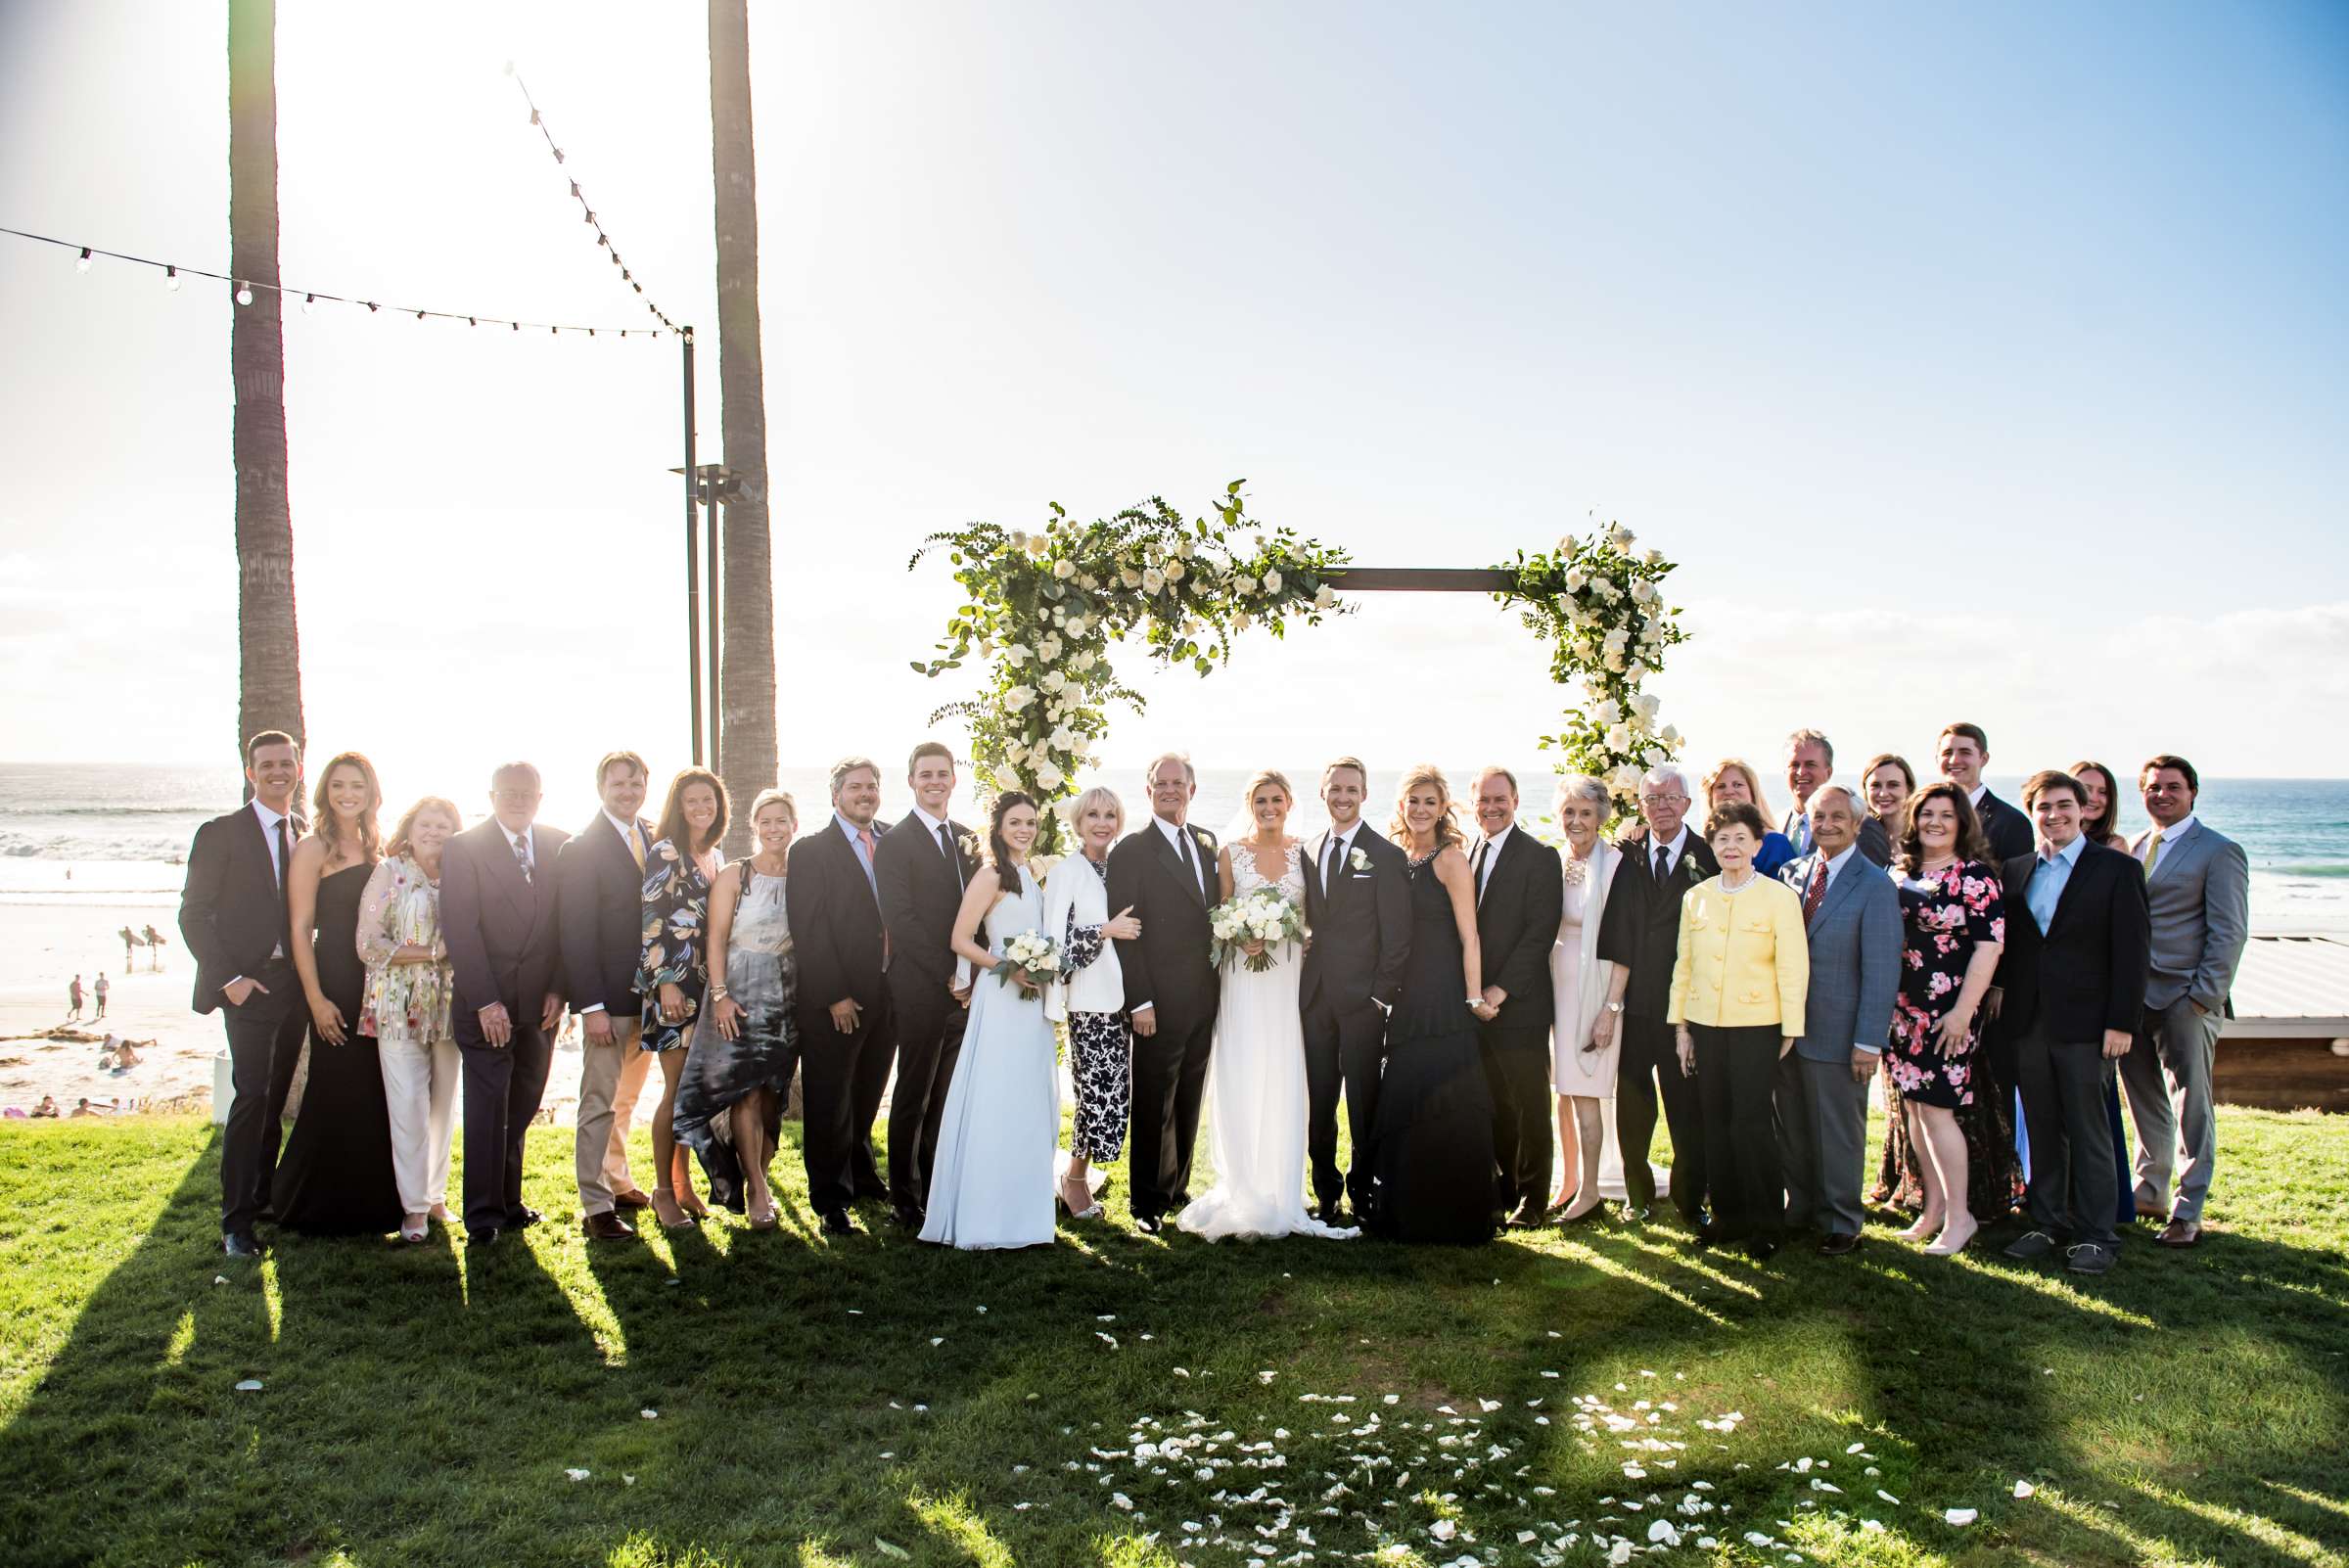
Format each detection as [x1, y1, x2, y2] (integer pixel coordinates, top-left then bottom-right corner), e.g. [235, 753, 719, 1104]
[1774, 786, 1902, 1255]
[2123, 755, 2248, 1248]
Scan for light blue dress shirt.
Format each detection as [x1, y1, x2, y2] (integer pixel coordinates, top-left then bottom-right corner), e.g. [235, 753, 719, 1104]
[2024, 832, 2088, 935]
[836, 811, 880, 896]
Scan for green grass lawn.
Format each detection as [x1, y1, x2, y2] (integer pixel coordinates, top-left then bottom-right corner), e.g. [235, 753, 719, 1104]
[2, 1106, 2344, 1568]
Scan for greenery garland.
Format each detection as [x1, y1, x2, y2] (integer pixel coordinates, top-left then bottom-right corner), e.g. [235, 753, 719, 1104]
[910, 483, 1350, 852]
[1494, 521, 1689, 819]
[914, 490, 1687, 843]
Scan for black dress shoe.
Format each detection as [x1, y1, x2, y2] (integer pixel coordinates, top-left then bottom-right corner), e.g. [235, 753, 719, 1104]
[820, 1209, 857, 1237]
[1132, 1214, 1165, 1236]
[891, 1205, 925, 1230]
[508, 1206, 545, 1230]
[1745, 1235, 1779, 1261]
[1626, 1204, 1654, 1226]
[1317, 1202, 1354, 1228]
[1505, 1200, 1546, 1229]
[467, 1226, 502, 1247]
[1817, 1232, 1861, 1257]
[220, 1231, 263, 1259]
[852, 1180, 893, 1205]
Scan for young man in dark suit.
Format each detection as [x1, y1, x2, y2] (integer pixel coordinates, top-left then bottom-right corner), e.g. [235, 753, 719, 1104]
[1298, 757, 1410, 1225]
[555, 750, 656, 1242]
[875, 741, 983, 1230]
[1938, 721, 2033, 862]
[1596, 763, 1720, 1224]
[1468, 766, 1566, 1227]
[785, 756, 896, 1235]
[1106, 752, 1221, 1234]
[177, 730, 308, 1258]
[440, 761, 570, 1247]
[1995, 769, 2151, 1276]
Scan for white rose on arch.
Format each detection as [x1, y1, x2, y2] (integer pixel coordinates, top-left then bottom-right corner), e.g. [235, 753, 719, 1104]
[1141, 568, 1165, 595]
[1165, 558, 1186, 582]
[1263, 569, 1282, 593]
[1053, 559, 1077, 580]
[1004, 685, 1036, 712]
[1630, 578, 1657, 605]
[1041, 669, 1068, 693]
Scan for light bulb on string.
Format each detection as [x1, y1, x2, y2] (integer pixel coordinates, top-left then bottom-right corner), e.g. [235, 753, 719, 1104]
[76, 247, 92, 273]
[235, 282, 254, 305]
[164, 265, 180, 291]
[301, 294, 315, 314]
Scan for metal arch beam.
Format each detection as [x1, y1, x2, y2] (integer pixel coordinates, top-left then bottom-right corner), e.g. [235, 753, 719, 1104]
[1321, 567, 1513, 593]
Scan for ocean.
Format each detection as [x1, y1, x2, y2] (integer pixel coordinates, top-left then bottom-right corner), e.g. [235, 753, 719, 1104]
[4, 761, 2345, 931]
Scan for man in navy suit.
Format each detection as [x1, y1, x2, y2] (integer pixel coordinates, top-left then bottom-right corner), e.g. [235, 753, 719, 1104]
[441, 761, 570, 1246]
[785, 756, 897, 1235]
[1996, 769, 2150, 1276]
[177, 730, 307, 1258]
[1468, 766, 1565, 1228]
[555, 750, 656, 1242]
[1773, 787, 1901, 1255]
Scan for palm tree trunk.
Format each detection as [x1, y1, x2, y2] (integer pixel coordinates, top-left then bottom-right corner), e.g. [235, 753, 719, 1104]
[228, 0, 304, 766]
[708, 0, 777, 855]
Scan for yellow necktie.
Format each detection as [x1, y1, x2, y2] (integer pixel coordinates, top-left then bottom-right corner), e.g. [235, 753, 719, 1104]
[2142, 829, 2164, 880]
[629, 824, 646, 872]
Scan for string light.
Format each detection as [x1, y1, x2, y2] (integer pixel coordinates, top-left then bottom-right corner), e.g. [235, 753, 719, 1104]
[1, 225, 672, 341]
[507, 65, 681, 334]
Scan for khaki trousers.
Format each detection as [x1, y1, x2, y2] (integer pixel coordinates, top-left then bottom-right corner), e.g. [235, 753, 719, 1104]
[576, 1016, 653, 1216]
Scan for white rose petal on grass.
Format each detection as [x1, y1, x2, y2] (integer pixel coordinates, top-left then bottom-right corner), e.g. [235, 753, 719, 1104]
[622, 1474, 635, 1487]
[1430, 1520, 1456, 1541]
[2014, 1480, 2036, 1499]
[930, 1337, 944, 1347]
[233, 1379, 263, 1392]
[875, 1540, 911, 1560]
[565, 1468, 591, 1482]
[1648, 1519, 1681, 1545]
[1098, 1332, 1120, 1349]
[213, 1275, 228, 1286]
[1945, 1508, 1978, 1526]
[641, 1408, 659, 1420]
[1876, 1490, 1902, 1504]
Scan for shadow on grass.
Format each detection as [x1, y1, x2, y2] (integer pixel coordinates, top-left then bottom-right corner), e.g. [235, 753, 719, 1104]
[2, 1115, 2345, 1568]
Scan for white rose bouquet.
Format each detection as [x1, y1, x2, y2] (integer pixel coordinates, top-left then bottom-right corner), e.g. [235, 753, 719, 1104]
[994, 929, 1062, 995]
[1209, 886, 1307, 974]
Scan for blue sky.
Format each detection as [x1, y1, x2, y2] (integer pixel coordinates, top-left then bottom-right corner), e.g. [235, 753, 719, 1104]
[2, 1, 2344, 795]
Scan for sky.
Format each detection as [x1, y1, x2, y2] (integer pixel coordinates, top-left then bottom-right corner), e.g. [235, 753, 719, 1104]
[3, 1, 2346, 804]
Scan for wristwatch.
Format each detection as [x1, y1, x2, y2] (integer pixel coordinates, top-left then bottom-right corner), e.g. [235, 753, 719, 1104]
[1605, 1000, 1625, 1014]
[708, 984, 730, 1001]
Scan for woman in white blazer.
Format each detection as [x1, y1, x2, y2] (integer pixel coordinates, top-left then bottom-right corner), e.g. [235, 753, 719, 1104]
[1548, 773, 1627, 1222]
[1042, 786, 1142, 1220]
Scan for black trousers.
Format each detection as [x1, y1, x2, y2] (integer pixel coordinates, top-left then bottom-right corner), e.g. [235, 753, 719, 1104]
[886, 988, 968, 1216]
[1616, 1012, 1707, 1220]
[1479, 1022, 1553, 1217]
[1302, 992, 1386, 1215]
[1691, 1023, 1784, 1237]
[216, 955, 306, 1234]
[2014, 1019, 2120, 1249]
[459, 1020, 554, 1234]
[1128, 1003, 1217, 1220]
[799, 992, 897, 1213]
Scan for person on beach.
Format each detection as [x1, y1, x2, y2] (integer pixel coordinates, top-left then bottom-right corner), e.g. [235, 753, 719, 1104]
[32, 1095, 59, 1119]
[121, 927, 137, 969]
[142, 925, 166, 970]
[67, 975, 83, 1021]
[92, 973, 108, 1020]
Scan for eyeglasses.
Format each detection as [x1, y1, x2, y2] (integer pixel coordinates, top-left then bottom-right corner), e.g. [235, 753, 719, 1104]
[1638, 793, 1688, 807]
[492, 790, 540, 806]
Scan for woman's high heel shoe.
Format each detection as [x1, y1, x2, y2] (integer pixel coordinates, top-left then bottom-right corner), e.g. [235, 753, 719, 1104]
[651, 1189, 695, 1232]
[1058, 1173, 1102, 1221]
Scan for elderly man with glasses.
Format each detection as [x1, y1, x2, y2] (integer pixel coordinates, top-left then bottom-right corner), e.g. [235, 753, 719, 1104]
[1595, 764, 1720, 1225]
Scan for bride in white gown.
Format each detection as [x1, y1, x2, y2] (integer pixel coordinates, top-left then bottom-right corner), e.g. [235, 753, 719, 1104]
[1177, 770, 1358, 1243]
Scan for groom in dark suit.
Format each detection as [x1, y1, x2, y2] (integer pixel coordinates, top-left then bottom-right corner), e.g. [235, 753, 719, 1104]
[1469, 766, 1566, 1227]
[875, 741, 984, 1230]
[177, 730, 308, 1258]
[1107, 751, 1221, 1234]
[440, 761, 570, 1246]
[785, 756, 897, 1235]
[1298, 757, 1410, 1225]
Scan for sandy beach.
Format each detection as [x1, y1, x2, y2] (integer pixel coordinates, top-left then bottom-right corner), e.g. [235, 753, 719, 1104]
[0, 888, 663, 1126]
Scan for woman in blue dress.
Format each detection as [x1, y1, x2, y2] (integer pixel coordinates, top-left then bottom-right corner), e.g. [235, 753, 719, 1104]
[1702, 759, 1798, 878]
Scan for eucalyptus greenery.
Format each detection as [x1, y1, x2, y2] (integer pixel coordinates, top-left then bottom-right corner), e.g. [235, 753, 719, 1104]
[1495, 521, 1689, 819]
[910, 483, 1350, 851]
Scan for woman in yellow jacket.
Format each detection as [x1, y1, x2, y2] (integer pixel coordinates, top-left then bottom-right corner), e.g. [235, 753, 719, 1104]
[1668, 800, 1809, 1259]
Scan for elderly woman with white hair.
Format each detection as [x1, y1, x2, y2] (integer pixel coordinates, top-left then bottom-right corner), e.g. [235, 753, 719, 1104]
[1546, 773, 1627, 1222]
[1041, 784, 1143, 1220]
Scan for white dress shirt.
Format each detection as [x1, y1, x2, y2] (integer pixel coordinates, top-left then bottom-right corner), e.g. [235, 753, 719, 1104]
[501, 821, 537, 876]
[229, 799, 293, 987]
[2142, 813, 2198, 867]
[1321, 821, 1360, 896]
[1647, 823, 1691, 879]
[1474, 822, 1514, 901]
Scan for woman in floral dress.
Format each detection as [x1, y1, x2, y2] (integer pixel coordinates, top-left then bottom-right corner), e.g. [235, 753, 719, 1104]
[637, 767, 729, 1231]
[358, 796, 462, 1243]
[1886, 781, 2008, 1255]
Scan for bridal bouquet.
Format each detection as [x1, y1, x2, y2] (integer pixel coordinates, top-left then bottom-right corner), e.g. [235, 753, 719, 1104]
[994, 929, 1061, 994]
[1210, 886, 1306, 974]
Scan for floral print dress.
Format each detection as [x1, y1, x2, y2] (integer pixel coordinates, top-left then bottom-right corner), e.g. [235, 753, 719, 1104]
[636, 839, 722, 1053]
[356, 854, 453, 1046]
[1888, 858, 2004, 1109]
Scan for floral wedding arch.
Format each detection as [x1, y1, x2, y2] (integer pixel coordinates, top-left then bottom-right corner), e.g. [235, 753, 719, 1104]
[910, 482, 1687, 852]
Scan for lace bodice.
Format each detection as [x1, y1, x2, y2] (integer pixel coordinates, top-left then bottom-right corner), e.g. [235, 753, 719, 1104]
[1229, 840, 1306, 903]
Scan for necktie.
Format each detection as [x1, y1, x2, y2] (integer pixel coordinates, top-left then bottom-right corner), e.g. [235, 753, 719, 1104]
[857, 825, 890, 965]
[938, 822, 964, 890]
[2142, 829, 2165, 880]
[1470, 839, 1490, 901]
[1792, 813, 1810, 855]
[1653, 844, 1672, 884]
[1803, 858, 1827, 921]
[1322, 834, 1342, 896]
[512, 831, 532, 885]
[628, 823, 646, 873]
[272, 815, 290, 896]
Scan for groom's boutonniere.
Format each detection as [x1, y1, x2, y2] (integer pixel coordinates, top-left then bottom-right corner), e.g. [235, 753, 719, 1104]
[959, 833, 981, 859]
[1349, 848, 1372, 873]
[1684, 854, 1705, 885]
[1194, 829, 1213, 853]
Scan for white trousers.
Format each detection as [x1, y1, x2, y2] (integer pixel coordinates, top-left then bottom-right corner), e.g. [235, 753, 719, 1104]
[379, 1034, 461, 1215]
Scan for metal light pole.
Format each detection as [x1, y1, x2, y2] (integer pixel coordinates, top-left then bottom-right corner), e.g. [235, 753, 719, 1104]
[696, 463, 733, 775]
[672, 452, 735, 775]
[679, 327, 703, 765]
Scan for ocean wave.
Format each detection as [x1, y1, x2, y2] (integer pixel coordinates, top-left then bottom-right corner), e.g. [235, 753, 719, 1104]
[0, 832, 190, 862]
[2265, 862, 2349, 880]
[0, 804, 216, 817]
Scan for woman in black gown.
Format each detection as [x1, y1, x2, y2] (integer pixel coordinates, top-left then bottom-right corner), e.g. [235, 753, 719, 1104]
[271, 752, 402, 1235]
[1367, 765, 1498, 1244]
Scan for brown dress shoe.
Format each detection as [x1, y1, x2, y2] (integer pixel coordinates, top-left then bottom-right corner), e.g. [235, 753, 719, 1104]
[612, 1188, 653, 1211]
[2156, 1219, 2201, 1248]
[583, 1211, 636, 1242]
[2135, 1198, 2170, 1222]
